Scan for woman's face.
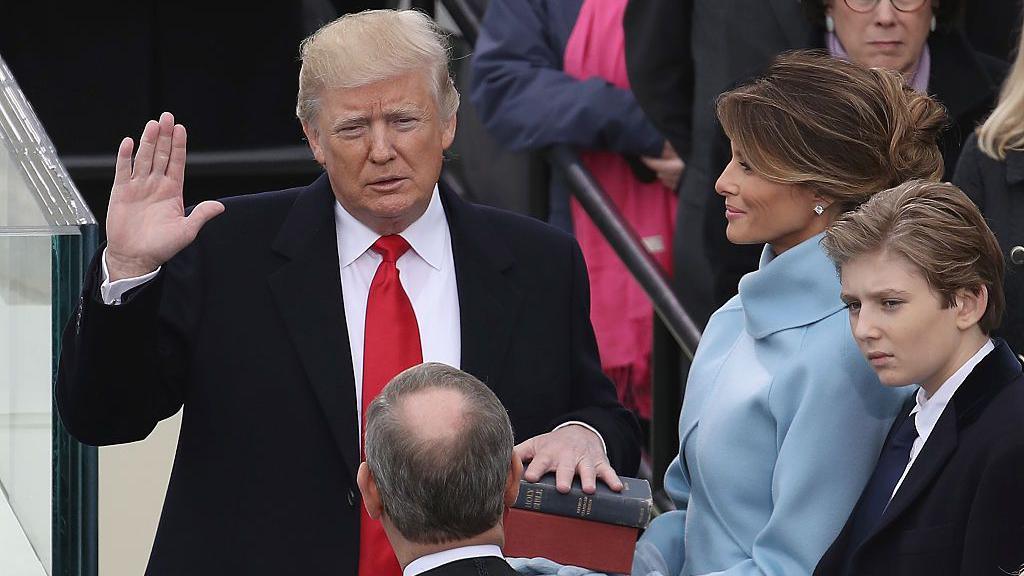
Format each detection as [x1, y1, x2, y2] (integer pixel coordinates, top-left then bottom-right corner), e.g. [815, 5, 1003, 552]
[839, 249, 984, 396]
[715, 144, 827, 254]
[828, 0, 934, 76]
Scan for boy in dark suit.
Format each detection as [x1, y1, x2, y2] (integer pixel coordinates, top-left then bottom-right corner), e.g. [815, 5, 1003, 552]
[357, 362, 522, 576]
[817, 180, 1024, 575]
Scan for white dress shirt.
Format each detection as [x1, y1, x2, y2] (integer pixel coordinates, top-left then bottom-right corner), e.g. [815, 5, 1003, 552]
[403, 544, 504, 576]
[891, 339, 995, 499]
[334, 186, 460, 434]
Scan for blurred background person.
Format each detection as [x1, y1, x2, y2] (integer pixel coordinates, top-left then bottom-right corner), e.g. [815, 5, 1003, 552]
[470, 0, 682, 435]
[359, 363, 523, 576]
[817, 180, 1024, 576]
[633, 52, 944, 576]
[953, 12, 1024, 358]
[804, 0, 1006, 179]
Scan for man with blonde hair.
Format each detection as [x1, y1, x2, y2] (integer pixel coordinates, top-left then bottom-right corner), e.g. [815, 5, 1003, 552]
[816, 180, 1024, 576]
[55, 9, 639, 576]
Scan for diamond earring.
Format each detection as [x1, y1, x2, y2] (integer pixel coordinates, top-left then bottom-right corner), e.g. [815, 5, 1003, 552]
[814, 205, 825, 216]
[930, 15, 936, 32]
[826, 15, 835, 33]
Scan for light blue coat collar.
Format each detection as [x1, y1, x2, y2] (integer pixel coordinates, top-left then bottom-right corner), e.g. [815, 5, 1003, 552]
[739, 233, 845, 339]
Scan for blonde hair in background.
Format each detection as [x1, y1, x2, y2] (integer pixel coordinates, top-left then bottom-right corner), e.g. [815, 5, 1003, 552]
[717, 51, 946, 213]
[296, 9, 460, 126]
[822, 180, 1006, 334]
[976, 18, 1024, 160]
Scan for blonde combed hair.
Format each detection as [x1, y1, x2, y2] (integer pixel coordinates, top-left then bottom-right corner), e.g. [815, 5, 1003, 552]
[717, 51, 946, 213]
[977, 25, 1024, 160]
[296, 9, 460, 126]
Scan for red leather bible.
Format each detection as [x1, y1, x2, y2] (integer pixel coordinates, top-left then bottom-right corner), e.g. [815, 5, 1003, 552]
[503, 507, 639, 574]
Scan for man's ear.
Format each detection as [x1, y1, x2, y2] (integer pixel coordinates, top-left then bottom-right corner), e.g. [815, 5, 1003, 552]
[955, 285, 988, 331]
[357, 462, 384, 520]
[503, 455, 524, 507]
[441, 113, 457, 151]
[301, 120, 326, 166]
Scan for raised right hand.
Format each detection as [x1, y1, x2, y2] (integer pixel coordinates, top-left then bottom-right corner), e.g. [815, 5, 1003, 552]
[105, 112, 224, 281]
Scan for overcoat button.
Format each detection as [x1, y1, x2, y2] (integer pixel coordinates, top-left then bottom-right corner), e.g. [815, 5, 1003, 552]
[1010, 246, 1024, 266]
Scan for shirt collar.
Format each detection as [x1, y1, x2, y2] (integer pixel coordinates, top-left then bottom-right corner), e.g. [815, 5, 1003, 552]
[403, 544, 503, 576]
[334, 184, 446, 270]
[912, 339, 995, 440]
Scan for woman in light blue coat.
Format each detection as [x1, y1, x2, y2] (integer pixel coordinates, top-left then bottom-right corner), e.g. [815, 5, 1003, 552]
[634, 52, 948, 576]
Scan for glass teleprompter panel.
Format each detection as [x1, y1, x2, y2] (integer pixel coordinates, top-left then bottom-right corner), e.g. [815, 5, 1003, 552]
[0, 52, 96, 576]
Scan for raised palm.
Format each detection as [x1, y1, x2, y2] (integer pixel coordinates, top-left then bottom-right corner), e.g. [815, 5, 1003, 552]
[105, 112, 224, 280]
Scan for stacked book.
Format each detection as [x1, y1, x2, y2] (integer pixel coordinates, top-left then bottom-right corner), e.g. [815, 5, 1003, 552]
[503, 473, 653, 574]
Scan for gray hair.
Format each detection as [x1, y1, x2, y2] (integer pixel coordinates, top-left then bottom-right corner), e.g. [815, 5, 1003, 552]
[364, 362, 514, 544]
[296, 9, 460, 126]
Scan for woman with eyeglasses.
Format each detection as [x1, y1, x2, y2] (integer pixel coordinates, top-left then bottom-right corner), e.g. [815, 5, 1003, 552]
[804, 0, 1006, 179]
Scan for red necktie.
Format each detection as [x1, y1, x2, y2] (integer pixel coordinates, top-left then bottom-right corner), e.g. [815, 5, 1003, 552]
[359, 235, 421, 576]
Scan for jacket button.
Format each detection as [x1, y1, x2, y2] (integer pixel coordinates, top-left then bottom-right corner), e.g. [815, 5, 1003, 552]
[1010, 246, 1024, 266]
[347, 490, 356, 507]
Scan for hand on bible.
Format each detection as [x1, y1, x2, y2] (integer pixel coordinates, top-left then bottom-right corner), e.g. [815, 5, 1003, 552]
[514, 424, 622, 495]
[105, 112, 224, 281]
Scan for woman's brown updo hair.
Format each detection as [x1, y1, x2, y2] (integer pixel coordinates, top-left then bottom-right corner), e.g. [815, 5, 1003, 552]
[716, 50, 946, 213]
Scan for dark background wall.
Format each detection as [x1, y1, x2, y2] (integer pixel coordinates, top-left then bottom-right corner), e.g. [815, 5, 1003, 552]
[0, 1, 385, 224]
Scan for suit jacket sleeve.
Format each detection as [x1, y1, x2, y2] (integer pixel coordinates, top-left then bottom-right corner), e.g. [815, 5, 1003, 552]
[559, 240, 641, 475]
[623, 0, 694, 159]
[469, 0, 663, 156]
[56, 243, 199, 446]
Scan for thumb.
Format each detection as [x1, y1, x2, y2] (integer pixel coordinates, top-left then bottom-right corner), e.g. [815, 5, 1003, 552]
[184, 200, 225, 240]
[642, 156, 669, 170]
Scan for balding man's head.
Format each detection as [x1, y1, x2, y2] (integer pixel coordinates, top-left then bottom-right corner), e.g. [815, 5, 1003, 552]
[362, 363, 515, 545]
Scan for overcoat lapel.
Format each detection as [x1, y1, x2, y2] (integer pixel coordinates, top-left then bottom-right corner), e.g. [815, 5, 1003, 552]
[267, 175, 360, 482]
[441, 186, 522, 393]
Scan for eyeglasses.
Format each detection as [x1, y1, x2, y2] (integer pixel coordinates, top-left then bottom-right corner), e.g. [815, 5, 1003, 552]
[843, 0, 929, 13]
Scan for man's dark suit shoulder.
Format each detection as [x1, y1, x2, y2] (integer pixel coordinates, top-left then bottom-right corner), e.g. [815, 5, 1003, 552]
[462, 198, 582, 258]
[193, 185, 307, 245]
[968, 368, 1024, 459]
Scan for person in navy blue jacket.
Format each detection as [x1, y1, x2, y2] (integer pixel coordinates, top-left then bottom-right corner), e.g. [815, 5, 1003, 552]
[470, 0, 681, 231]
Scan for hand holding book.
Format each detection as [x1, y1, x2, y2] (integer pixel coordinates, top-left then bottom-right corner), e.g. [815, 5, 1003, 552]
[514, 423, 622, 494]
